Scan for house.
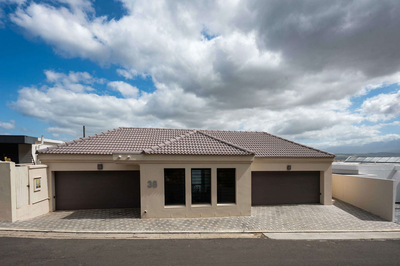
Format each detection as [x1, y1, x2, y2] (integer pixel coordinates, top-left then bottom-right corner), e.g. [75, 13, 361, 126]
[37, 127, 335, 219]
[333, 156, 400, 203]
[0, 135, 64, 164]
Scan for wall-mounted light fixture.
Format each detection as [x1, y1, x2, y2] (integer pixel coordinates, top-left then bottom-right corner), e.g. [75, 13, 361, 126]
[117, 155, 121, 159]
[127, 155, 131, 159]
[287, 165, 291, 171]
[97, 163, 103, 170]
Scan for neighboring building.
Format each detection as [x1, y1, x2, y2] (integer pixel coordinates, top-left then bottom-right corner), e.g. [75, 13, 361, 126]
[333, 156, 400, 202]
[38, 127, 335, 219]
[0, 135, 64, 164]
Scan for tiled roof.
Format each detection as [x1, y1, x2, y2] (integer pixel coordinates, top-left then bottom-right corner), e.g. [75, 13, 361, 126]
[204, 130, 333, 158]
[38, 127, 334, 158]
[145, 130, 253, 155]
[38, 128, 192, 155]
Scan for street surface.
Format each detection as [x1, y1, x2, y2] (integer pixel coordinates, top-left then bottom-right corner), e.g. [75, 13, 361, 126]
[1, 237, 400, 265]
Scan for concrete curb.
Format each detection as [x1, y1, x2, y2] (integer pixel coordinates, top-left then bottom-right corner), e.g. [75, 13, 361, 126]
[2, 229, 400, 240]
[0, 231, 260, 240]
[1, 228, 400, 234]
[264, 232, 400, 240]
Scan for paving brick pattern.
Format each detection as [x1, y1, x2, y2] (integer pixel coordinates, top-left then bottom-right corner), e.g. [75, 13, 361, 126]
[0, 200, 399, 233]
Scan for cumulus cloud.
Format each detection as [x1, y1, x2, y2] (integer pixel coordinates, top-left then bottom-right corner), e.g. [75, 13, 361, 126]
[116, 69, 146, 80]
[107, 81, 139, 98]
[116, 69, 135, 80]
[0, 120, 15, 130]
[362, 89, 400, 122]
[6, 0, 400, 147]
[44, 70, 105, 92]
[10, 71, 399, 147]
[10, 75, 207, 137]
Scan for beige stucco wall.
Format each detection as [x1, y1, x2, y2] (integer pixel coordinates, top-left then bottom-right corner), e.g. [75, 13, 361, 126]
[15, 165, 49, 221]
[40, 154, 253, 217]
[140, 162, 252, 219]
[0, 162, 16, 222]
[251, 158, 334, 205]
[39, 154, 334, 219]
[0, 163, 49, 222]
[332, 174, 395, 221]
[16, 200, 49, 221]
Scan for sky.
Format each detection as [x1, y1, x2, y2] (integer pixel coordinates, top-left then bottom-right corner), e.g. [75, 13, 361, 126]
[0, 0, 400, 150]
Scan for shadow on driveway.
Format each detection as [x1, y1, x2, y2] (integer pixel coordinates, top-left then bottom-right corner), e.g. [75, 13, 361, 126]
[61, 208, 141, 220]
[333, 199, 390, 222]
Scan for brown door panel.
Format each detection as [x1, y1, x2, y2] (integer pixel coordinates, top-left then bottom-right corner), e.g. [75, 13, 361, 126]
[252, 171, 320, 205]
[55, 171, 140, 210]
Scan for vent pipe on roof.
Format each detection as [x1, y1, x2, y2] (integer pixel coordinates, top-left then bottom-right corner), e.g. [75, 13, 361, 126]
[83, 126, 85, 138]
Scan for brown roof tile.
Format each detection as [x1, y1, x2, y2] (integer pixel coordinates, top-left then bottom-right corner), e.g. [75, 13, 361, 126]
[203, 130, 334, 158]
[38, 127, 334, 158]
[146, 130, 253, 155]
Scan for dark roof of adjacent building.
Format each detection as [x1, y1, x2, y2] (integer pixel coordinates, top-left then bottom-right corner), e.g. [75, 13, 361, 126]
[37, 127, 334, 158]
[0, 135, 38, 144]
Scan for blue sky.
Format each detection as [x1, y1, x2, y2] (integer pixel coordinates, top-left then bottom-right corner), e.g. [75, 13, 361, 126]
[1, 0, 400, 150]
[0, 2, 155, 138]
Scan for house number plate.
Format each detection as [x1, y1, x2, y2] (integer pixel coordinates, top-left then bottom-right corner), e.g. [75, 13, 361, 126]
[147, 181, 157, 188]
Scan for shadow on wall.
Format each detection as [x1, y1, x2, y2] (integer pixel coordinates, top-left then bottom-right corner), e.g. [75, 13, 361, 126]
[61, 208, 141, 220]
[333, 199, 388, 222]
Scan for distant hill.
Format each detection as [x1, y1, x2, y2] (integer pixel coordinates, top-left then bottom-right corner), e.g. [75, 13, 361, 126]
[324, 138, 400, 155]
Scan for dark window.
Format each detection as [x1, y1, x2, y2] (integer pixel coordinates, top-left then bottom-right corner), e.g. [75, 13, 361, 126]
[217, 169, 236, 204]
[164, 169, 185, 206]
[191, 169, 211, 204]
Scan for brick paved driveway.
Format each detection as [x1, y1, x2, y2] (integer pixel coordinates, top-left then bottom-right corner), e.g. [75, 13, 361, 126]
[0, 200, 399, 233]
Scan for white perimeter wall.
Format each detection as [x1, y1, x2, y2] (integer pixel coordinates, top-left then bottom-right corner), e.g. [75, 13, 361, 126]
[332, 174, 395, 221]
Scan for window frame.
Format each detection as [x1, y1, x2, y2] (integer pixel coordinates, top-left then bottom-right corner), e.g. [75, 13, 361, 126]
[164, 168, 186, 206]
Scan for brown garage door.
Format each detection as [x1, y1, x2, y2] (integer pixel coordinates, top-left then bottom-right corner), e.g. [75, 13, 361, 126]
[55, 171, 140, 210]
[252, 171, 320, 206]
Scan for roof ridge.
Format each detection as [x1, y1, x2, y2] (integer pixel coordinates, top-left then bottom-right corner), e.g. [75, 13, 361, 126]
[142, 130, 197, 154]
[36, 127, 122, 154]
[119, 126, 195, 131]
[119, 126, 266, 133]
[198, 130, 255, 155]
[261, 132, 335, 157]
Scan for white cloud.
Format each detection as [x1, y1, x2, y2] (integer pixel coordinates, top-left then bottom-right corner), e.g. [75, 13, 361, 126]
[116, 69, 135, 79]
[45, 70, 100, 84]
[107, 81, 139, 98]
[0, 120, 15, 130]
[116, 69, 146, 80]
[11, 71, 400, 148]
[361, 89, 400, 122]
[43, 70, 104, 92]
[6, 1, 400, 147]
[10, 77, 207, 137]
[46, 126, 79, 137]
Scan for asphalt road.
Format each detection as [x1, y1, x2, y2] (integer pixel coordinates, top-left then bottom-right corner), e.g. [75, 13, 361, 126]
[1, 237, 400, 265]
